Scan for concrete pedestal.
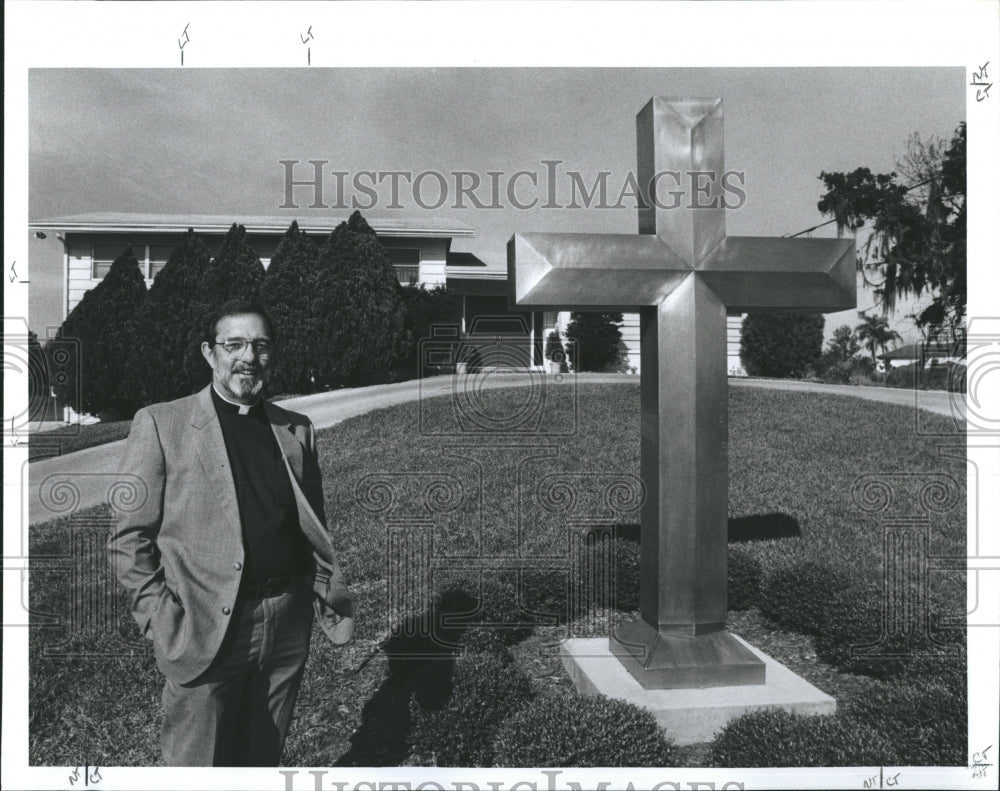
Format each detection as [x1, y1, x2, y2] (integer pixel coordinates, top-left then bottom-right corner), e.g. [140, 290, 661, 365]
[561, 635, 836, 745]
[611, 620, 766, 688]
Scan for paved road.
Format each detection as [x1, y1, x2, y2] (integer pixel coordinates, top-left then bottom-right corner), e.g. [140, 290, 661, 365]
[25, 374, 965, 525]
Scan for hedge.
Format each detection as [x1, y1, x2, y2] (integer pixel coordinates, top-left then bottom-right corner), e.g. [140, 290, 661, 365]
[710, 708, 897, 767]
[409, 650, 534, 767]
[493, 690, 677, 767]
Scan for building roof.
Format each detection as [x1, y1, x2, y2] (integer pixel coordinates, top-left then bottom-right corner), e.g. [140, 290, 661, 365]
[29, 212, 475, 239]
[878, 342, 966, 361]
[446, 251, 488, 267]
[445, 250, 506, 280]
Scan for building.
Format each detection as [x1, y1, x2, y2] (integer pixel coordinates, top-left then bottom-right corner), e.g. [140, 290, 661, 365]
[30, 212, 747, 374]
[878, 341, 966, 369]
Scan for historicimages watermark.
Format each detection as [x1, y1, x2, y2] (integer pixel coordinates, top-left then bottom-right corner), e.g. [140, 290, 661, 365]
[279, 160, 747, 212]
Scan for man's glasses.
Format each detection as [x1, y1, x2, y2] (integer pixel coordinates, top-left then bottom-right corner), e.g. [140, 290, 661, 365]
[212, 338, 273, 357]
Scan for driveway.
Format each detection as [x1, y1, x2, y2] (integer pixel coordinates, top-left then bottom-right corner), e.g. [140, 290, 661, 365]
[25, 374, 965, 525]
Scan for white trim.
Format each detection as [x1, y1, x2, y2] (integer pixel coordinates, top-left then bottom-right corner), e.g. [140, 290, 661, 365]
[30, 213, 474, 239]
[62, 250, 69, 322]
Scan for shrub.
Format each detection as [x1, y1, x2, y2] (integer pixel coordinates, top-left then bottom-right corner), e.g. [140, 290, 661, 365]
[430, 575, 532, 648]
[182, 223, 266, 390]
[565, 312, 625, 372]
[818, 355, 869, 385]
[844, 677, 966, 765]
[710, 708, 896, 767]
[740, 313, 825, 378]
[128, 230, 212, 404]
[928, 361, 966, 392]
[544, 330, 565, 369]
[258, 221, 321, 394]
[28, 330, 50, 420]
[474, 574, 527, 626]
[394, 284, 459, 380]
[520, 569, 570, 623]
[311, 211, 406, 388]
[493, 690, 677, 767]
[813, 581, 933, 678]
[884, 361, 967, 393]
[883, 361, 919, 390]
[49, 247, 147, 417]
[727, 547, 763, 611]
[410, 650, 534, 767]
[609, 536, 641, 611]
[819, 324, 861, 374]
[757, 558, 940, 679]
[460, 624, 521, 655]
[758, 559, 852, 635]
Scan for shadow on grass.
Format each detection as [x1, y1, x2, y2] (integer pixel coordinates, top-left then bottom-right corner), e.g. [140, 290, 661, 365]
[335, 588, 476, 767]
[610, 513, 800, 545]
[728, 513, 800, 542]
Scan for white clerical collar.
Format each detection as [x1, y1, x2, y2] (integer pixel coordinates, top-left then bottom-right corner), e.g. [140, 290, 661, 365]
[212, 385, 260, 416]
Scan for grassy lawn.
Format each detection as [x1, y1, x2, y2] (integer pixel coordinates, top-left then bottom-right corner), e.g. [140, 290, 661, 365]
[28, 383, 967, 767]
[28, 421, 132, 462]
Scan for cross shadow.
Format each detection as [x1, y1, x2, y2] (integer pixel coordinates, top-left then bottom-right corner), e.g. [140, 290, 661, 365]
[608, 514, 800, 545]
[727, 513, 801, 542]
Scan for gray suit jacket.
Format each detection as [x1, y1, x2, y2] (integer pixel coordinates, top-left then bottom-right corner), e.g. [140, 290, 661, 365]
[107, 386, 354, 683]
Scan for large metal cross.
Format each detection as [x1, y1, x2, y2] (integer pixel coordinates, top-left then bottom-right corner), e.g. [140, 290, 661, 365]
[508, 98, 855, 689]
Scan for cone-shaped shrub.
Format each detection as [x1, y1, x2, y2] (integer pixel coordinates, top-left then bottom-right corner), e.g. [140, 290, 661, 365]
[310, 211, 405, 388]
[50, 246, 147, 417]
[182, 224, 266, 390]
[127, 230, 211, 405]
[257, 221, 321, 394]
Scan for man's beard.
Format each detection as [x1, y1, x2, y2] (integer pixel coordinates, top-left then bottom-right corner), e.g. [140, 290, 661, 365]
[229, 367, 264, 398]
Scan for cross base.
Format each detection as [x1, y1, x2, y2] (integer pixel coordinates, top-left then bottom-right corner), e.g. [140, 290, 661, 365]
[610, 619, 766, 689]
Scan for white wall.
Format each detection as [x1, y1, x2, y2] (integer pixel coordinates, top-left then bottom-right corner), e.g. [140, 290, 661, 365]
[546, 311, 746, 377]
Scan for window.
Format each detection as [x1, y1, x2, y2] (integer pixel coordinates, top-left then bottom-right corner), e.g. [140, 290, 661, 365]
[92, 243, 175, 280]
[148, 244, 174, 279]
[386, 247, 421, 285]
[91, 244, 122, 279]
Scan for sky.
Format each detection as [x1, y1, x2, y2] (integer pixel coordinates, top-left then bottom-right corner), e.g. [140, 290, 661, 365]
[28, 67, 966, 340]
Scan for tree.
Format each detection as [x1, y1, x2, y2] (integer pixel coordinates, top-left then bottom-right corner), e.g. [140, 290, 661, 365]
[28, 330, 50, 421]
[49, 247, 148, 416]
[544, 330, 566, 369]
[394, 284, 458, 380]
[824, 324, 862, 363]
[128, 230, 212, 405]
[817, 122, 966, 341]
[855, 312, 902, 368]
[740, 313, 824, 378]
[182, 224, 266, 390]
[257, 221, 322, 394]
[565, 312, 625, 372]
[310, 211, 406, 388]
[816, 324, 863, 383]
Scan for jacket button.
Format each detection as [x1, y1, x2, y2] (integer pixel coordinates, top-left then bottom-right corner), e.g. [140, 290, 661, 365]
[222, 606, 231, 615]
[233, 562, 242, 570]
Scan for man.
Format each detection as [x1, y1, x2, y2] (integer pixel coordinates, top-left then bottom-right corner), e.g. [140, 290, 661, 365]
[108, 299, 353, 766]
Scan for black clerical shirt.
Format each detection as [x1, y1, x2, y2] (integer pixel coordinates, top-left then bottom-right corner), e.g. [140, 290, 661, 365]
[211, 387, 310, 586]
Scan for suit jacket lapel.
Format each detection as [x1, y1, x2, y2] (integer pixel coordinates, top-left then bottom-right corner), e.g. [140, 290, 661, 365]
[265, 404, 304, 482]
[264, 401, 334, 564]
[190, 386, 242, 542]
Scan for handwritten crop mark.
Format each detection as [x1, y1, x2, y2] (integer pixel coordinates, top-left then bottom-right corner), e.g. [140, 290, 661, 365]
[970, 744, 993, 779]
[300, 25, 314, 65]
[971, 61, 991, 102]
[178, 23, 190, 66]
[69, 764, 102, 786]
[863, 767, 900, 788]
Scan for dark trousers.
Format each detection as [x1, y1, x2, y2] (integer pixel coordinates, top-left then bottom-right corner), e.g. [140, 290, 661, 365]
[160, 580, 314, 766]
